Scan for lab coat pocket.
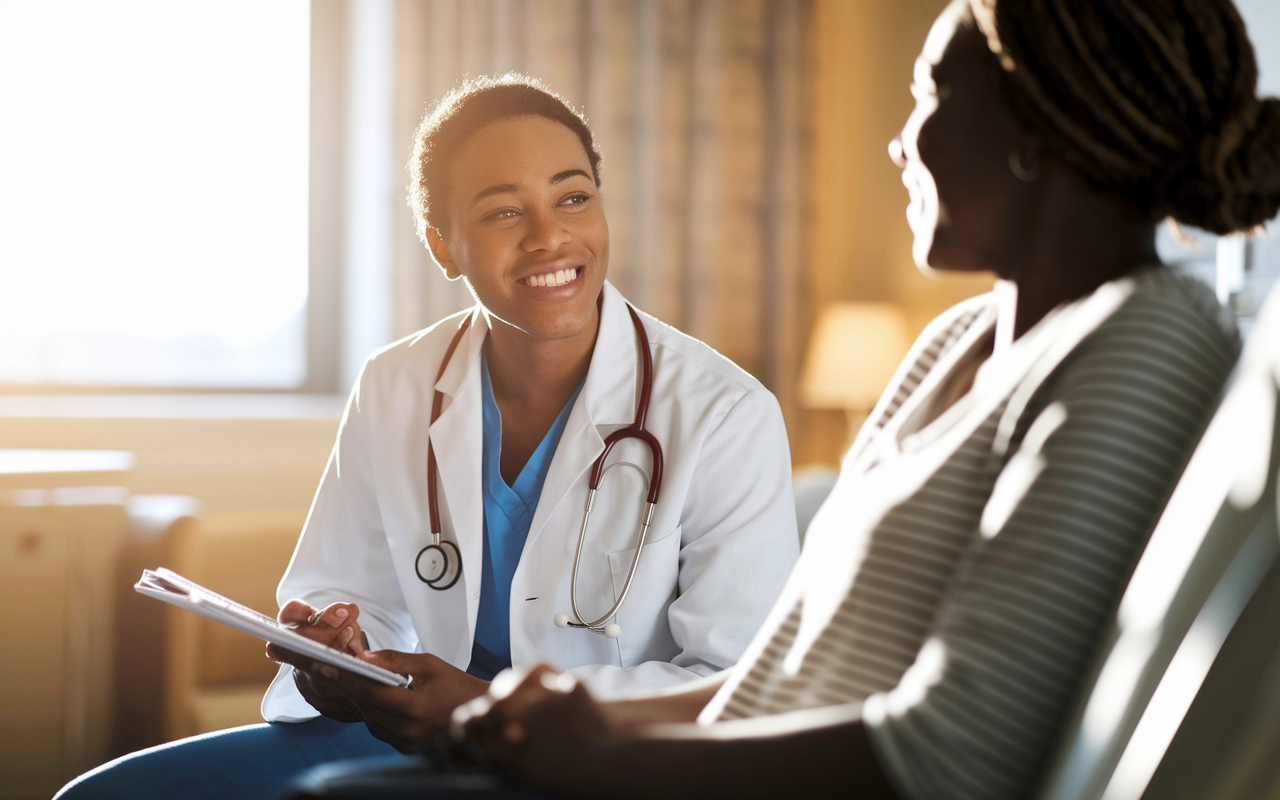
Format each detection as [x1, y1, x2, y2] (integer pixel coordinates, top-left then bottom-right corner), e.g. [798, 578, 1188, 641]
[606, 526, 682, 669]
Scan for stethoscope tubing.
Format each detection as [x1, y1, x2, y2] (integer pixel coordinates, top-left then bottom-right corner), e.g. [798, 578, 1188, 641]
[588, 306, 663, 503]
[418, 314, 473, 591]
[426, 314, 473, 541]
[418, 304, 663, 639]
[568, 488, 656, 629]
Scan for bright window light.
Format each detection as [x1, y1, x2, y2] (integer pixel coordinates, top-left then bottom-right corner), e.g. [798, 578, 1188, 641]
[0, 0, 310, 388]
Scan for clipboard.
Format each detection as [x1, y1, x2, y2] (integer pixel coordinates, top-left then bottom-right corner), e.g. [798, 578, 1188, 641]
[134, 567, 412, 689]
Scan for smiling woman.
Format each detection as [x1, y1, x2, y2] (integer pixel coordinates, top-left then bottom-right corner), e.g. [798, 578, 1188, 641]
[259, 71, 797, 733]
[55, 74, 800, 799]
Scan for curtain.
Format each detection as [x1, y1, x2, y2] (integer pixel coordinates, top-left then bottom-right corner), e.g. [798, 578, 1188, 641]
[390, 0, 811, 439]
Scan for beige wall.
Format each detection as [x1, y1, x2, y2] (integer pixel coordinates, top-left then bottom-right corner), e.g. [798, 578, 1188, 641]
[795, 0, 993, 465]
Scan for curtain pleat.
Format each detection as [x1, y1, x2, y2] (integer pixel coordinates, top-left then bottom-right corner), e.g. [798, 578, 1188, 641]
[392, 0, 811, 434]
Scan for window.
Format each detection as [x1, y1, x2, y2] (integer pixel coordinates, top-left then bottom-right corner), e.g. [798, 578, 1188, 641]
[0, 0, 312, 389]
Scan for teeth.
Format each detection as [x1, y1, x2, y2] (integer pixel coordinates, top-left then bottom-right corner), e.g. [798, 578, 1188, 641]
[524, 267, 579, 287]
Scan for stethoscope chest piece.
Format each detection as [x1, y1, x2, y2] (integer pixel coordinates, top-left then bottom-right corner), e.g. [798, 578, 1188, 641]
[416, 539, 461, 590]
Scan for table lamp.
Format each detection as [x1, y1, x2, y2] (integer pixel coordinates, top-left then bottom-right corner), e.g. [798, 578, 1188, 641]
[799, 302, 911, 444]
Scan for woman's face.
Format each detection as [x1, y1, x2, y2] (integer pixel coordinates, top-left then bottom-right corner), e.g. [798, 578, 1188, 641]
[433, 115, 609, 342]
[891, 2, 1033, 277]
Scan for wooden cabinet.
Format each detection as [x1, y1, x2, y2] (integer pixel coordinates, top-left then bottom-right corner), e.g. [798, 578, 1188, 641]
[0, 450, 132, 800]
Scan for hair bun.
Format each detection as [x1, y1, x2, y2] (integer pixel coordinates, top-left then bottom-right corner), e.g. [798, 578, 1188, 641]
[1162, 97, 1280, 235]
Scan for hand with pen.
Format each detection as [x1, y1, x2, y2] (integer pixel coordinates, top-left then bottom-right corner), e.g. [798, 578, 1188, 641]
[265, 599, 369, 723]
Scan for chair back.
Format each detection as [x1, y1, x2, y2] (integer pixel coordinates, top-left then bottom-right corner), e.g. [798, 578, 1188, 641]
[1034, 290, 1280, 800]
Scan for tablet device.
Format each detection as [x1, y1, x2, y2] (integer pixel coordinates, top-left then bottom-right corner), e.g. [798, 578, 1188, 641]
[135, 567, 411, 688]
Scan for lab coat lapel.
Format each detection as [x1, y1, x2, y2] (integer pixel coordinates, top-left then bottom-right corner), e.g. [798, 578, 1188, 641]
[427, 309, 487, 641]
[523, 282, 640, 553]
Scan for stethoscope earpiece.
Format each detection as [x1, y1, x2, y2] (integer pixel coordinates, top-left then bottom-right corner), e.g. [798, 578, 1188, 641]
[555, 611, 621, 638]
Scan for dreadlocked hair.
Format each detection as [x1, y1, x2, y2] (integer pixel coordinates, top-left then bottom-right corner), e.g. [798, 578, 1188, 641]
[408, 73, 602, 242]
[968, 0, 1280, 235]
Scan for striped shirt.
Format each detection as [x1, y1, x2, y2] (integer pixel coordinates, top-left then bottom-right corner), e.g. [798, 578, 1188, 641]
[702, 269, 1239, 800]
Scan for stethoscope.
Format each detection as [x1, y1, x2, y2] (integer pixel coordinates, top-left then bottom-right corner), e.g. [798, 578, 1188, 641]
[415, 305, 664, 639]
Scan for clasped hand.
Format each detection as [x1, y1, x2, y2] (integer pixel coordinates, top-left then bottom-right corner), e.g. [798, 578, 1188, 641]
[452, 665, 619, 792]
[265, 598, 490, 752]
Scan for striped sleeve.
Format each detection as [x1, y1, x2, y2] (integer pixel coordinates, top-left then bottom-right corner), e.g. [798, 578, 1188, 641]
[863, 281, 1239, 800]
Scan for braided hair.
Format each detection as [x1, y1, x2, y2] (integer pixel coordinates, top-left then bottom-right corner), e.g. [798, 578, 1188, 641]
[968, 0, 1280, 234]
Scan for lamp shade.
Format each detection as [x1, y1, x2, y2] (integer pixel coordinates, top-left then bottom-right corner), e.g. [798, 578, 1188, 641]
[799, 302, 910, 410]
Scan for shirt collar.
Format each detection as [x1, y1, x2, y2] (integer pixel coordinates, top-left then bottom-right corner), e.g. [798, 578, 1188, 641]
[432, 281, 642, 429]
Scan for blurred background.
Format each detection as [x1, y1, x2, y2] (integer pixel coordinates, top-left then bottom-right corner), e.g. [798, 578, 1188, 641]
[0, 1, 1276, 797]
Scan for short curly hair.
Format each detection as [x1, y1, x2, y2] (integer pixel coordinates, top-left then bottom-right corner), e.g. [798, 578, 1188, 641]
[407, 73, 602, 243]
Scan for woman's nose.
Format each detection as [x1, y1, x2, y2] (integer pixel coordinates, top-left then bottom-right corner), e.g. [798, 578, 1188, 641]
[523, 209, 572, 251]
[888, 135, 907, 168]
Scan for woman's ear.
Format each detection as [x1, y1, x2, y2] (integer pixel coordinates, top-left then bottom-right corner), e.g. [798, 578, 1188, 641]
[1007, 137, 1043, 183]
[425, 227, 462, 281]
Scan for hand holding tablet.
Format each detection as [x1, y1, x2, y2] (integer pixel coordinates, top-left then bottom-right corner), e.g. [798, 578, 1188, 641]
[135, 568, 412, 688]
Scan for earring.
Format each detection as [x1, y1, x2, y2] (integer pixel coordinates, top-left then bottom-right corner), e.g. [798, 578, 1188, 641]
[1008, 148, 1040, 182]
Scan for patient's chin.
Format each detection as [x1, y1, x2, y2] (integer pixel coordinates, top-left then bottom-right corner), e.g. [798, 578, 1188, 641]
[918, 231, 973, 277]
[909, 216, 936, 272]
[917, 212, 986, 277]
[914, 223, 951, 276]
[913, 237, 937, 274]
[909, 195, 948, 274]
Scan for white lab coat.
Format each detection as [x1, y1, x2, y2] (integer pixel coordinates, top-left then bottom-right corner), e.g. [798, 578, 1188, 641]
[263, 282, 798, 721]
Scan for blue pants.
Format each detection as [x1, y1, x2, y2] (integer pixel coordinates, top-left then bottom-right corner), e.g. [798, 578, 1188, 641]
[56, 717, 404, 800]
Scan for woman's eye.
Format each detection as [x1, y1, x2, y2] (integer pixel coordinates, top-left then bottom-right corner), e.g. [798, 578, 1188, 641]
[483, 208, 519, 221]
[560, 193, 590, 207]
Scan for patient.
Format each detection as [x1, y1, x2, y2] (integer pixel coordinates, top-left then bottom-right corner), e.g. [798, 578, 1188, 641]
[421, 0, 1275, 797]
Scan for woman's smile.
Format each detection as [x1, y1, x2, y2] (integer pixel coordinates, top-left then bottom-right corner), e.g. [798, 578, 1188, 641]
[519, 264, 584, 288]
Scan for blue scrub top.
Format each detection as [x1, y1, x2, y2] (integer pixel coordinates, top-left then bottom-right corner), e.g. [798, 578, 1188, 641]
[467, 352, 584, 680]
